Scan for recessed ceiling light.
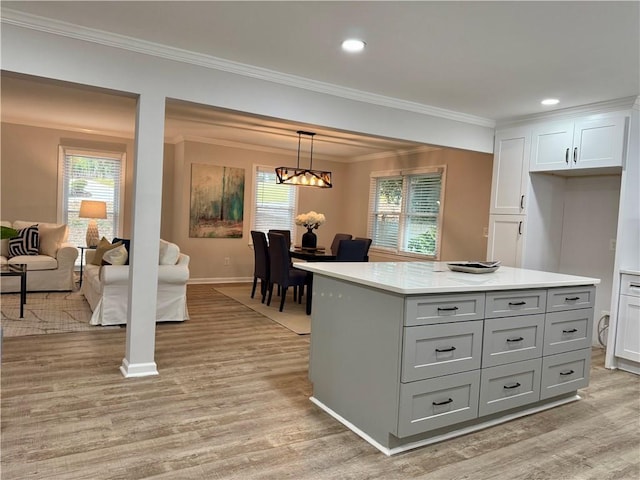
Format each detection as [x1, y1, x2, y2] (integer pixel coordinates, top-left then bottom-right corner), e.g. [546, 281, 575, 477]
[341, 39, 366, 53]
[541, 98, 560, 106]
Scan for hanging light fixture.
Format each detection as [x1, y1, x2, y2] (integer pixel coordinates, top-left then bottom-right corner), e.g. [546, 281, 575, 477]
[275, 130, 332, 188]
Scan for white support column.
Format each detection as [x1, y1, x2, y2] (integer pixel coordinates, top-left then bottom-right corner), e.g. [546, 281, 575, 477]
[120, 92, 165, 378]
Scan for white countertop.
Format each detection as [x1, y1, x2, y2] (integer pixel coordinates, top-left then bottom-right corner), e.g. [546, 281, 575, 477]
[294, 262, 600, 295]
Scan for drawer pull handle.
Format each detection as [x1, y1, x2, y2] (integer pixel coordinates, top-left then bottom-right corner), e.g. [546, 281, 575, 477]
[630, 283, 640, 289]
[506, 336, 524, 343]
[560, 369, 575, 376]
[565, 296, 580, 301]
[432, 398, 453, 406]
[562, 328, 578, 334]
[435, 346, 457, 353]
[437, 306, 459, 312]
[509, 301, 526, 306]
[504, 382, 521, 390]
[565, 148, 569, 164]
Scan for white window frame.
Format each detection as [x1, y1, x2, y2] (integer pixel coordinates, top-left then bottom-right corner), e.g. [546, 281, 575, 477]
[367, 166, 446, 259]
[251, 164, 298, 236]
[57, 146, 126, 252]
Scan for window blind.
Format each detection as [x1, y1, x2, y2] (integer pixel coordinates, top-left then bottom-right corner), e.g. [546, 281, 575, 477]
[253, 166, 297, 234]
[368, 167, 444, 258]
[60, 148, 124, 250]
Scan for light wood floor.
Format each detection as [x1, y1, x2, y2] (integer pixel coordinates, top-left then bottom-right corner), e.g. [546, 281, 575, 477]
[1, 284, 639, 480]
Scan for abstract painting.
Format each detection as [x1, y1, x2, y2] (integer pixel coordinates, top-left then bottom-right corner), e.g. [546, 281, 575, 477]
[189, 163, 244, 238]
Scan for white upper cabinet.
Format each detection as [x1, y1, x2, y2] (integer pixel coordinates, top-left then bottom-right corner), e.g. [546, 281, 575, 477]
[530, 114, 627, 172]
[490, 127, 531, 215]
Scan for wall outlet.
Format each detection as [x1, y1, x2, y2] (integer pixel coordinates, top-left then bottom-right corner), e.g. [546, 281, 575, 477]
[609, 239, 616, 251]
[224, 257, 230, 266]
[482, 226, 489, 238]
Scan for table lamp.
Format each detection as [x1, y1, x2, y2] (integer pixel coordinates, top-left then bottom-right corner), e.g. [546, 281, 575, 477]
[79, 200, 107, 247]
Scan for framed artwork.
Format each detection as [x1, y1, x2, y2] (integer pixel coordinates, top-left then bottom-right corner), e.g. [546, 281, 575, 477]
[189, 163, 245, 238]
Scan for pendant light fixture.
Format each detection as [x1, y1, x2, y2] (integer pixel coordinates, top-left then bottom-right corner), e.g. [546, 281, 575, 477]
[275, 130, 332, 188]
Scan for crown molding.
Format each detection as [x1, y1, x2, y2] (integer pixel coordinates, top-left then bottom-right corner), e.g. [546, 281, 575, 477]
[1, 117, 135, 140]
[1, 9, 495, 129]
[496, 96, 639, 128]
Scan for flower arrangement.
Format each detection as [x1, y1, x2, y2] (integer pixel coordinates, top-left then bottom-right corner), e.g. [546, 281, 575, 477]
[295, 211, 326, 230]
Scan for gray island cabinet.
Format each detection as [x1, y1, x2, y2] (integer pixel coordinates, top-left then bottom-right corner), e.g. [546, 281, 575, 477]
[294, 262, 600, 455]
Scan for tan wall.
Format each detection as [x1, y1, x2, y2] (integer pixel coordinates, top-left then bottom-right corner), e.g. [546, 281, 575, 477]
[0, 123, 135, 231]
[1, 122, 492, 281]
[345, 148, 493, 262]
[170, 140, 350, 281]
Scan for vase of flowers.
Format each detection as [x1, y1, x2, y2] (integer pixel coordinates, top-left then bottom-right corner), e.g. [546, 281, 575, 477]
[295, 211, 326, 249]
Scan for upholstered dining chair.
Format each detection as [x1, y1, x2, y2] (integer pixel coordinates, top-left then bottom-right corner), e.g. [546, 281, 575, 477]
[335, 239, 369, 262]
[330, 233, 353, 255]
[267, 232, 309, 312]
[250, 231, 270, 303]
[268, 229, 291, 248]
[354, 237, 373, 261]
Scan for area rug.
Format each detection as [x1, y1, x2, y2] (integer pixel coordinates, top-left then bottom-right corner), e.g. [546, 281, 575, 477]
[0, 291, 111, 337]
[215, 285, 310, 335]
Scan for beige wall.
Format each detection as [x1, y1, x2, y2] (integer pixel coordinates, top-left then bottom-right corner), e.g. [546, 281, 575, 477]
[0, 123, 135, 230]
[345, 148, 493, 262]
[1, 122, 493, 281]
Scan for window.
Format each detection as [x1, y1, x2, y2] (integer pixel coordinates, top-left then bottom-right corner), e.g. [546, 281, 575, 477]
[58, 146, 125, 254]
[367, 167, 445, 258]
[252, 165, 298, 234]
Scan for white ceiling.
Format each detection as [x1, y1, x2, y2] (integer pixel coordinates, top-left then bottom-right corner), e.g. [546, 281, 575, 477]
[1, 1, 639, 158]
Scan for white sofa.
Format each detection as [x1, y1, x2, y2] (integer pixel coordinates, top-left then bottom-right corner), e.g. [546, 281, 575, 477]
[0, 220, 78, 293]
[81, 240, 190, 326]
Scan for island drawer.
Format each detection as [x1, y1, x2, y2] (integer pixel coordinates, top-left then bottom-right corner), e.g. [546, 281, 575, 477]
[398, 370, 480, 437]
[540, 348, 591, 400]
[478, 358, 542, 417]
[482, 314, 545, 368]
[405, 293, 485, 326]
[543, 308, 593, 356]
[546, 286, 596, 312]
[485, 290, 546, 318]
[620, 274, 640, 297]
[401, 320, 483, 382]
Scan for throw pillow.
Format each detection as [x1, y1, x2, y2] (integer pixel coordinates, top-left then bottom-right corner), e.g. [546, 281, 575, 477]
[101, 244, 128, 266]
[112, 237, 131, 265]
[90, 237, 123, 265]
[159, 239, 180, 265]
[38, 224, 68, 257]
[8, 225, 39, 257]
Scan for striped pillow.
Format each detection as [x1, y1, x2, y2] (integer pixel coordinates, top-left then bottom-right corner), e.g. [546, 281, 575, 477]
[8, 225, 39, 257]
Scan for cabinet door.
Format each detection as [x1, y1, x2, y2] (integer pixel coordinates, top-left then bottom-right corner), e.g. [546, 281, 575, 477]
[486, 214, 524, 267]
[490, 128, 531, 215]
[615, 294, 640, 363]
[573, 116, 627, 169]
[530, 121, 574, 172]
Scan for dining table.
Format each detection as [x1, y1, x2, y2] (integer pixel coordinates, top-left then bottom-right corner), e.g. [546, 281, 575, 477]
[289, 246, 336, 314]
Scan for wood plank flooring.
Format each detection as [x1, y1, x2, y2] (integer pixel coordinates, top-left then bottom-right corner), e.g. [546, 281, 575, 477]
[1, 284, 639, 480]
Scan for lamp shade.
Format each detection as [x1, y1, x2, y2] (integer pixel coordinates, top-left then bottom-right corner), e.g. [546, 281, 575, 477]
[79, 200, 107, 219]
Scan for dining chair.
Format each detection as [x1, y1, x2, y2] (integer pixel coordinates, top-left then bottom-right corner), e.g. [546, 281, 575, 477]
[335, 239, 369, 262]
[268, 229, 291, 248]
[267, 232, 309, 312]
[250, 230, 270, 303]
[355, 237, 373, 261]
[330, 233, 353, 255]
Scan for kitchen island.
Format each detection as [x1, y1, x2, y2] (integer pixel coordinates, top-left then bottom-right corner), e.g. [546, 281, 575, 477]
[294, 262, 600, 455]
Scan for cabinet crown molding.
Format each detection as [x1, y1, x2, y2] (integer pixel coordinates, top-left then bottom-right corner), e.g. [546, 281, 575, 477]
[496, 96, 638, 129]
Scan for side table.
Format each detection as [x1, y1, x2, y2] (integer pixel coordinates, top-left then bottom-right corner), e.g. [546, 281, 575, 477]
[78, 246, 96, 287]
[0, 264, 27, 318]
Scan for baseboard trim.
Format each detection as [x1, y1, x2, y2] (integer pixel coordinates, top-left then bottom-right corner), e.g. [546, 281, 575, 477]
[188, 277, 252, 285]
[310, 394, 581, 456]
[119, 358, 159, 378]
